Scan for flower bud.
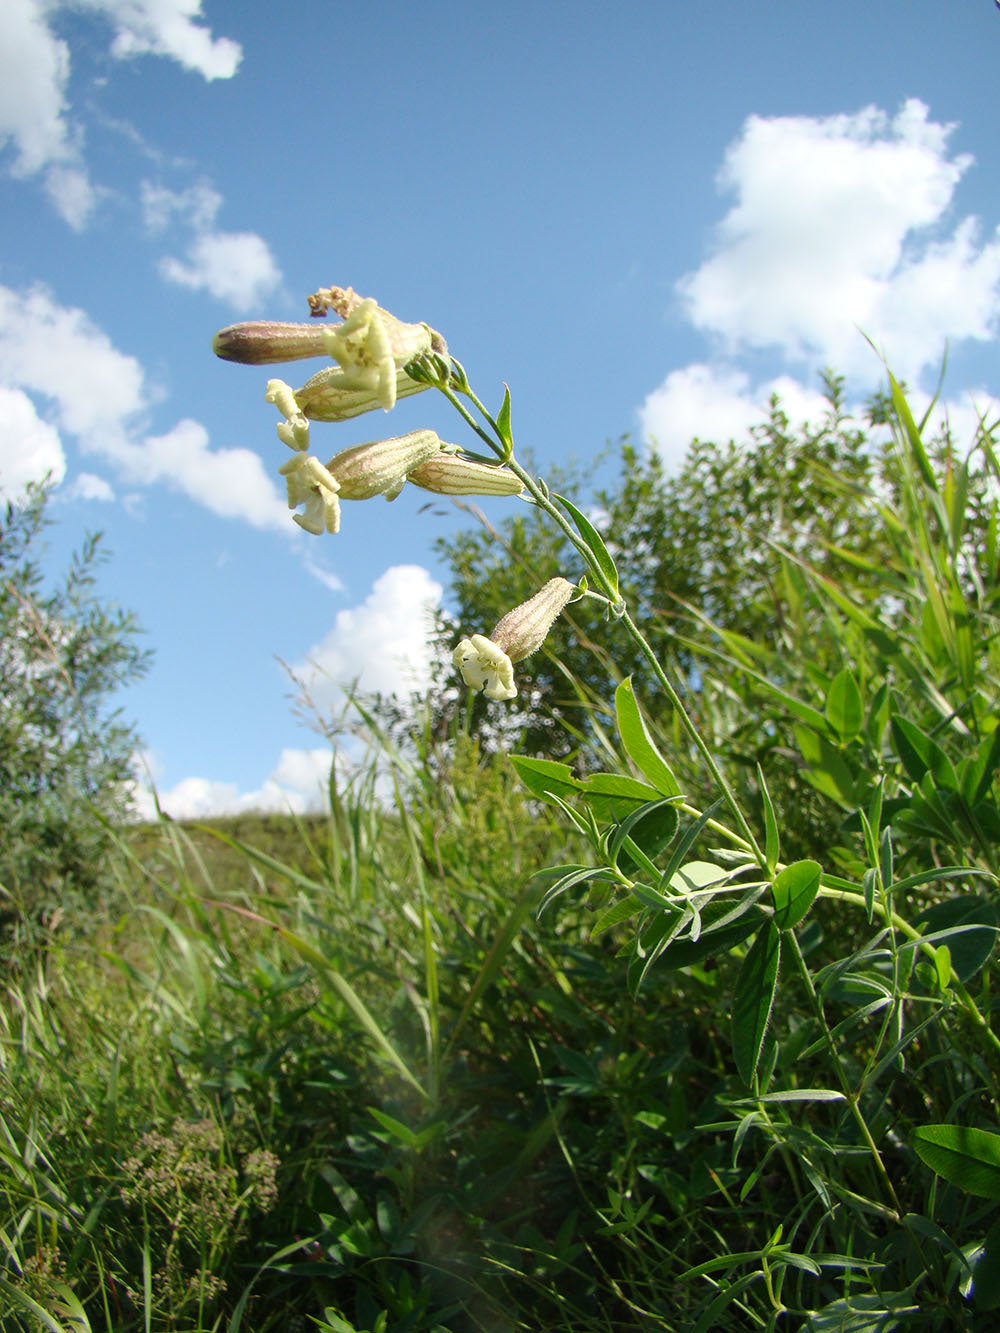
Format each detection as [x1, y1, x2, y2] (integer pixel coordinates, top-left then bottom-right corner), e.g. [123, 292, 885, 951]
[406, 454, 524, 497]
[213, 322, 330, 365]
[326, 430, 444, 501]
[489, 578, 575, 663]
[293, 364, 430, 422]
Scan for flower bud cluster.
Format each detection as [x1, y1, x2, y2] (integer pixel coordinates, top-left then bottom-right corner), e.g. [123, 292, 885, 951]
[215, 288, 524, 536]
[214, 285, 567, 705]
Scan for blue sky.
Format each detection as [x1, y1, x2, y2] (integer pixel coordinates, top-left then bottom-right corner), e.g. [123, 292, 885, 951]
[3, 0, 1000, 817]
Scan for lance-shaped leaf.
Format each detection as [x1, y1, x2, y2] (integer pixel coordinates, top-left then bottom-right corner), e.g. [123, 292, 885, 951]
[732, 920, 781, 1088]
[615, 677, 681, 796]
[554, 493, 620, 600]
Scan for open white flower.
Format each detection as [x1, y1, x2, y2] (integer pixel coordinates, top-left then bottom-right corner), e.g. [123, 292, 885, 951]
[453, 634, 517, 701]
[217, 287, 448, 422]
[278, 453, 341, 534]
[454, 578, 575, 701]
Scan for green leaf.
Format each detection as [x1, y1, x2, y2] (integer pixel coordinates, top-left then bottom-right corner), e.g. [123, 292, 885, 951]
[554, 492, 620, 599]
[911, 1124, 1000, 1200]
[730, 1088, 846, 1105]
[609, 798, 680, 875]
[825, 668, 863, 743]
[590, 893, 643, 939]
[615, 677, 681, 795]
[891, 715, 959, 792]
[794, 725, 861, 808]
[866, 680, 890, 748]
[368, 1108, 444, 1152]
[757, 764, 780, 875]
[731, 920, 781, 1088]
[579, 771, 662, 821]
[770, 860, 822, 931]
[933, 944, 951, 990]
[639, 903, 760, 975]
[972, 1218, 1000, 1311]
[890, 368, 938, 491]
[961, 725, 1000, 805]
[508, 755, 581, 807]
[495, 382, 513, 451]
[916, 897, 998, 982]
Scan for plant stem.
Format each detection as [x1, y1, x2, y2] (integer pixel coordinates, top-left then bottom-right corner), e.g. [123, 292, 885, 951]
[440, 374, 766, 867]
[785, 930, 903, 1218]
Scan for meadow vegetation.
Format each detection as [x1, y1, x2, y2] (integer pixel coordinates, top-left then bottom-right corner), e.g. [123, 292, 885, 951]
[2, 336, 1000, 1331]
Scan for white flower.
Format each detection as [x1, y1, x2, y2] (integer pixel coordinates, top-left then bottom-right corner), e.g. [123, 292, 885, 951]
[453, 634, 517, 702]
[453, 579, 576, 701]
[278, 453, 341, 534]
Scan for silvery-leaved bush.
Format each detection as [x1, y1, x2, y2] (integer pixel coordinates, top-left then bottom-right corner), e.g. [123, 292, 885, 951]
[453, 577, 576, 701]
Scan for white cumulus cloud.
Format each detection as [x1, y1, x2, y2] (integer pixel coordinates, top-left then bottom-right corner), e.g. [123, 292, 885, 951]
[678, 99, 1000, 381]
[159, 230, 282, 310]
[127, 418, 289, 527]
[0, 283, 288, 528]
[0, 385, 66, 500]
[142, 181, 282, 310]
[1, 1, 240, 225]
[294, 566, 445, 713]
[0, 0, 97, 227]
[639, 364, 832, 469]
[72, 0, 241, 80]
[130, 746, 333, 820]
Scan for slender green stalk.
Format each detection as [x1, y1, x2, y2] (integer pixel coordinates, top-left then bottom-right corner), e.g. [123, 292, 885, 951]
[820, 886, 1000, 1061]
[785, 931, 902, 1218]
[439, 370, 766, 867]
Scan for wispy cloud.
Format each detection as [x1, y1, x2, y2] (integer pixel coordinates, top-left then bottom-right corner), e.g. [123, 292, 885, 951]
[143, 181, 282, 310]
[1, 1, 241, 226]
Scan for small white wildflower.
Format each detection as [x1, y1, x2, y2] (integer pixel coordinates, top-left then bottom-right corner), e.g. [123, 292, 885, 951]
[454, 578, 575, 701]
[278, 453, 341, 534]
[453, 634, 517, 702]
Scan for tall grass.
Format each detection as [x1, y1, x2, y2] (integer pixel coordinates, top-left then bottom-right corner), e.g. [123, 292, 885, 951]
[2, 376, 1000, 1330]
